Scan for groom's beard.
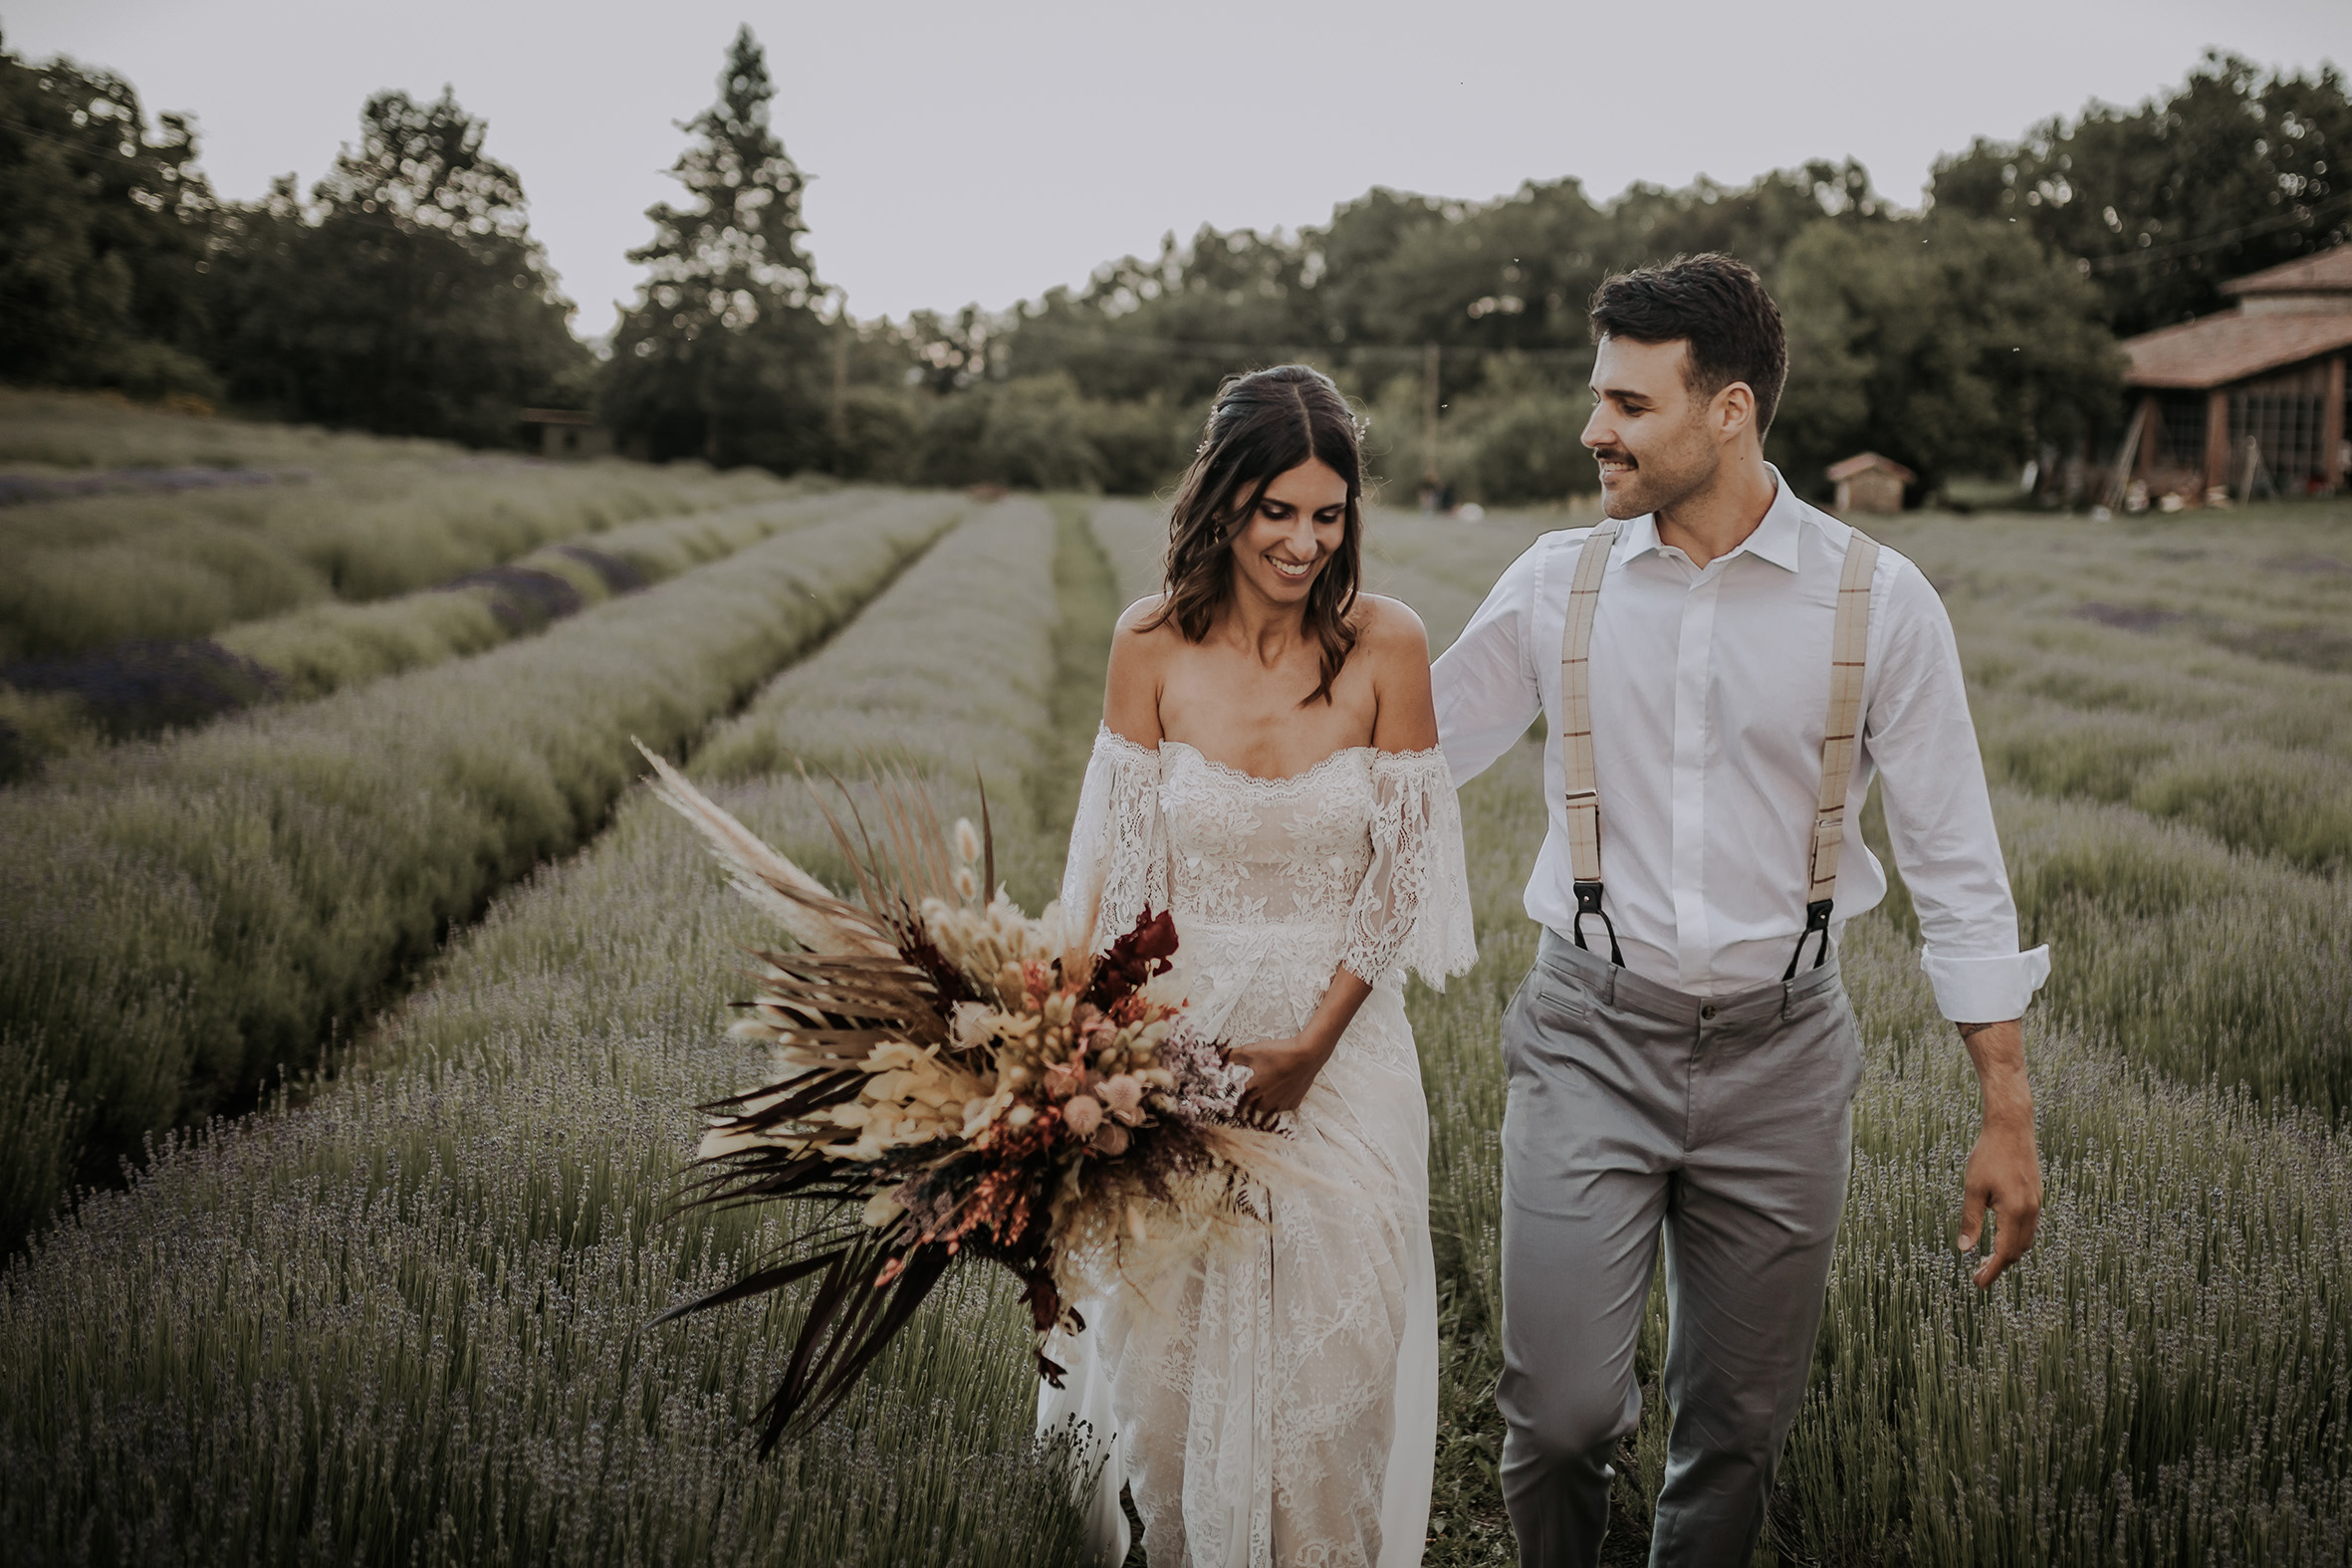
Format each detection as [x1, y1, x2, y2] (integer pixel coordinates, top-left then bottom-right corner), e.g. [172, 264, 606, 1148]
[1592, 441, 1719, 521]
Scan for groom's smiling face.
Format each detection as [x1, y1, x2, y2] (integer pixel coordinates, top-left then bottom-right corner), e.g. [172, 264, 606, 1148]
[1582, 335, 1730, 521]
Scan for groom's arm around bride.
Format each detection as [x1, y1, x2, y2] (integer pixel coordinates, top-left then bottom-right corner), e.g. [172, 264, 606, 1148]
[1430, 252, 2047, 1568]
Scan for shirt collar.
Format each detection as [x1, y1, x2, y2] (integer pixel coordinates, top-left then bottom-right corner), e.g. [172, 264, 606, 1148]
[1616, 463, 1806, 574]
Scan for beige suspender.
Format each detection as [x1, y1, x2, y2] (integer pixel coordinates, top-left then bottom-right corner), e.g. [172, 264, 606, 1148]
[1553, 521, 1881, 977]
[1790, 531, 1881, 976]
[1557, 519, 1623, 962]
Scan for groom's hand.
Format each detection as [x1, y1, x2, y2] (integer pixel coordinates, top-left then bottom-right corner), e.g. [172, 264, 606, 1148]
[1956, 1017, 2041, 1288]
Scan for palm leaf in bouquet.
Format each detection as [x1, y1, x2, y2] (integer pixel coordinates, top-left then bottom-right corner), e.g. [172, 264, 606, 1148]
[633, 742, 1277, 1454]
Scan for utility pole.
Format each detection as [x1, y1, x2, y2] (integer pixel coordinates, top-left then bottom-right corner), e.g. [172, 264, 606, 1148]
[830, 334, 850, 449]
[1421, 341, 1441, 506]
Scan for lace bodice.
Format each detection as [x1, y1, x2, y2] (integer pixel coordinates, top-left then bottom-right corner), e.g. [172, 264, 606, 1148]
[1061, 727, 1476, 1000]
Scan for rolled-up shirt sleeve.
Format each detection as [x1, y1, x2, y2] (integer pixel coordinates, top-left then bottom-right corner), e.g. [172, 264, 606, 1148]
[1865, 559, 2050, 1022]
[1434, 537, 1547, 788]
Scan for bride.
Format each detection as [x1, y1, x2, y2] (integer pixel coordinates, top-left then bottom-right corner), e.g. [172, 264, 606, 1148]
[1045, 364, 1476, 1567]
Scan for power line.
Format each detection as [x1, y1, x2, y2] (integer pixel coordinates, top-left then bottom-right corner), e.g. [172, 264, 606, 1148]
[1005, 330, 1592, 368]
[2080, 190, 2352, 273]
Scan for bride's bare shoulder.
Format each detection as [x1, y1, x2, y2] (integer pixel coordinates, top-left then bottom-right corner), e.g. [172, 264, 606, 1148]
[1111, 595, 1185, 664]
[1114, 592, 1176, 636]
[1350, 593, 1432, 666]
[1104, 595, 1177, 743]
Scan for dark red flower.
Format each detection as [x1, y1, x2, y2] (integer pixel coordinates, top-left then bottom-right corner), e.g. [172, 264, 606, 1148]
[1083, 908, 1179, 1009]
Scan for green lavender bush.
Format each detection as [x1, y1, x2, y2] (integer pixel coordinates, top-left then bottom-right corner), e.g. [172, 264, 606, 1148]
[0, 503, 1100, 1568]
[0, 388, 802, 663]
[207, 489, 877, 702]
[1873, 504, 2352, 1115]
[1403, 499, 2352, 1566]
[0, 492, 886, 770]
[6, 481, 2351, 1566]
[0, 496, 962, 1242]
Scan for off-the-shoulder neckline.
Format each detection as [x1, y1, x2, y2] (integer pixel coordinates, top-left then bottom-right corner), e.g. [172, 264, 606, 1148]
[1093, 725, 1444, 785]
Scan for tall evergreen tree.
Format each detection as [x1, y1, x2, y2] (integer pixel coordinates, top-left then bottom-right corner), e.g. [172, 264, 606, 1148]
[601, 26, 833, 470]
[205, 89, 589, 443]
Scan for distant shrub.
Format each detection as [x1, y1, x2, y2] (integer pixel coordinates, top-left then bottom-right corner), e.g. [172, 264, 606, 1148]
[832, 385, 929, 484]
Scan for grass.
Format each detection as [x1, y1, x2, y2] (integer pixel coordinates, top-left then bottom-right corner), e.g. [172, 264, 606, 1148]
[1781, 906, 2352, 1565]
[0, 388, 803, 664]
[1401, 497, 2352, 1566]
[1868, 503, 2352, 1116]
[0, 495, 964, 1244]
[3, 465, 2350, 1565]
[0, 499, 1106, 1568]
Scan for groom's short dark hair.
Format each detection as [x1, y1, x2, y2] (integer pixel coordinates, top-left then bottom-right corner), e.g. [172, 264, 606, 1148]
[1589, 253, 1787, 435]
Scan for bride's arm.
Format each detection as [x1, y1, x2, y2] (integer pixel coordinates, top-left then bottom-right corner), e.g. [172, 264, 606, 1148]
[1102, 595, 1170, 747]
[1366, 598, 1441, 757]
[1235, 599, 1448, 1113]
[1060, 599, 1175, 949]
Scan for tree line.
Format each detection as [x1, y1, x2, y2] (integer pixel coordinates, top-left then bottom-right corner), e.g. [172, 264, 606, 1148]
[3, 27, 2347, 501]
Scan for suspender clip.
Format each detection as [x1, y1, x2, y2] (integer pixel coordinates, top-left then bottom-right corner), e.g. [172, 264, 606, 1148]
[1783, 898, 1834, 981]
[1570, 881, 1624, 968]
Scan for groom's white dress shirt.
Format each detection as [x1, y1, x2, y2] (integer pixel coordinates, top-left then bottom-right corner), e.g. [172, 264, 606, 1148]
[1433, 467, 2048, 1023]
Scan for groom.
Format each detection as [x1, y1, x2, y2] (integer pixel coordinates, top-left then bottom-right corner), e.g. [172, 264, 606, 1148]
[1432, 253, 2047, 1566]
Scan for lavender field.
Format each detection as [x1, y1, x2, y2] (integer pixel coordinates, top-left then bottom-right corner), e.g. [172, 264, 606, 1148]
[3, 402, 2351, 1565]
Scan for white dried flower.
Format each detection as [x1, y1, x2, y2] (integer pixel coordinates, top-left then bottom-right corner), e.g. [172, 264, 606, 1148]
[950, 1001, 996, 1048]
[1099, 1074, 1145, 1124]
[954, 817, 983, 865]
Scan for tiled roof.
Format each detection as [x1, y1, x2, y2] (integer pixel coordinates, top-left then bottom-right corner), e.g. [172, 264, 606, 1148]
[2120, 312, 2352, 389]
[1826, 451, 1915, 482]
[2222, 244, 2352, 297]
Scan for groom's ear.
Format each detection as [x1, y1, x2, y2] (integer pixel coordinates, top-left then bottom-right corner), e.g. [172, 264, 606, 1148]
[1713, 380, 1760, 446]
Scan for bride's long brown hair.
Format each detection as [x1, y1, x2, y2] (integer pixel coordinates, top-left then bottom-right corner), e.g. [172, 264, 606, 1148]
[1140, 364, 1366, 706]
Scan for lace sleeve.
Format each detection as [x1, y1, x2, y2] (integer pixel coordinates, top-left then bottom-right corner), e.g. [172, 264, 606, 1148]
[1340, 747, 1478, 990]
[1060, 725, 1169, 954]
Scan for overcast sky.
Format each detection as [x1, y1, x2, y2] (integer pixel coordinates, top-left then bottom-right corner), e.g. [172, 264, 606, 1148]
[10, 0, 2350, 339]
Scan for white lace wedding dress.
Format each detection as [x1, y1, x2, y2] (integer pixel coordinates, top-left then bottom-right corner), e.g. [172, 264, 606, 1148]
[1041, 727, 1477, 1568]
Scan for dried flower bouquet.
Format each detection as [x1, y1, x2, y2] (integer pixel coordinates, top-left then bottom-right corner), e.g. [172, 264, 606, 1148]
[635, 744, 1278, 1453]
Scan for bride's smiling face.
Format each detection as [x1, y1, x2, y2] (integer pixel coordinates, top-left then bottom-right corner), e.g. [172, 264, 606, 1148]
[1226, 458, 1349, 608]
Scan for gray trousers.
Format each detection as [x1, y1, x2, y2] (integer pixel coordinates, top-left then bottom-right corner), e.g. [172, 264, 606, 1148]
[1496, 929, 1861, 1567]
